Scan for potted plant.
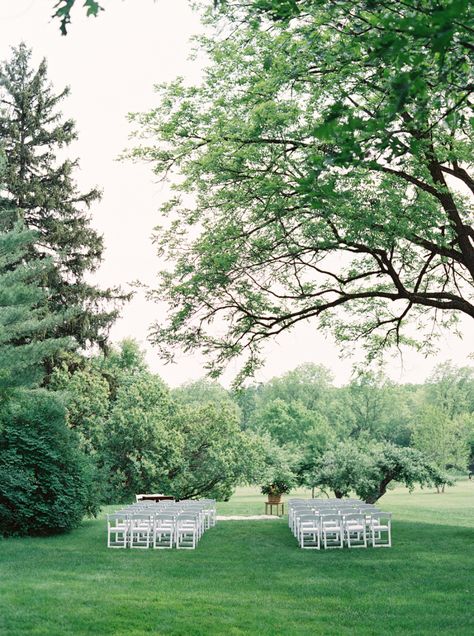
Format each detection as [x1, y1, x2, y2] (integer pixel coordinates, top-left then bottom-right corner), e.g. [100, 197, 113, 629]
[261, 480, 292, 504]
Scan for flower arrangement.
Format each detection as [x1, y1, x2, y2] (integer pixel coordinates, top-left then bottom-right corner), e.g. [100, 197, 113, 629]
[261, 481, 292, 496]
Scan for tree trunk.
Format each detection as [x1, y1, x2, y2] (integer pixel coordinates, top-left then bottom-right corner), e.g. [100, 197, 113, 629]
[364, 475, 394, 504]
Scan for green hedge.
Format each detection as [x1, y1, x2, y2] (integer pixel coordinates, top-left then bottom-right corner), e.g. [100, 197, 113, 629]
[0, 390, 99, 536]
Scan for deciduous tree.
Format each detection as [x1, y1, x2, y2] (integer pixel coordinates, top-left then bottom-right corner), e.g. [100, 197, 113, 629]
[162, 402, 262, 500]
[411, 406, 471, 487]
[304, 439, 446, 503]
[129, 1, 474, 378]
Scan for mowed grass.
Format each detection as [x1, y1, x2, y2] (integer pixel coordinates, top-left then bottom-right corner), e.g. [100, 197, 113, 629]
[0, 482, 473, 636]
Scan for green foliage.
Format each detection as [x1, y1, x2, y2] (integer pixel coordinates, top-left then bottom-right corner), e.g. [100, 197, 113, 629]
[46, 340, 474, 506]
[162, 402, 262, 500]
[305, 439, 447, 503]
[247, 364, 334, 445]
[233, 382, 263, 429]
[0, 390, 99, 536]
[260, 481, 291, 496]
[95, 338, 148, 401]
[253, 398, 327, 446]
[53, 0, 104, 35]
[411, 406, 471, 477]
[99, 338, 148, 377]
[0, 195, 96, 535]
[331, 370, 417, 445]
[129, 1, 474, 378]
[172, 378, 237, 410]
[49, 365, 110, 453]
[258, 437, 298, 495]
[425, 362, 474, 416]
[0, 222, 71, 400]
[48, 343, 261, 504]
[101, 371, 178, 502]
[256, 364, 332, 409]
[101, 367, 262, 502]
[239, 365, 335, 492]
[0, 44, 126, 352]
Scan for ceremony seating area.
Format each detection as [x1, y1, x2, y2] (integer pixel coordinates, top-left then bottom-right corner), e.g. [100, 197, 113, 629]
[107, 499, 216, 549]
[288, 498, 392, 549]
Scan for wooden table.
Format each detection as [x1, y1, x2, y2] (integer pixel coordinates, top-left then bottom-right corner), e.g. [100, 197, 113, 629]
[265, 501, 284, 516]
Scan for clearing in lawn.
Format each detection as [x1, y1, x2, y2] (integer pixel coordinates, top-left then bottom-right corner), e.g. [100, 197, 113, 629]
[0, 481, 473, 635]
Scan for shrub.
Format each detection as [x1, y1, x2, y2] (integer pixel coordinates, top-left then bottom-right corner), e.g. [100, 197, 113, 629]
[0, 390, 99, 536]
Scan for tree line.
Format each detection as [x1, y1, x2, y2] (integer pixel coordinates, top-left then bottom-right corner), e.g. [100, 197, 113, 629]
[47, 344, 474, 513]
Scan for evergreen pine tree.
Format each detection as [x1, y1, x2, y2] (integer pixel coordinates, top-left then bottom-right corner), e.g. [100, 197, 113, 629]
[0, 155, 100, 536]
[0, 220, 71, 400]
[0, 43, 126, 351]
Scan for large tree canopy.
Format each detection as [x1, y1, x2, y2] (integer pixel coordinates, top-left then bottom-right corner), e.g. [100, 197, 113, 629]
[129, 1, 474, 378]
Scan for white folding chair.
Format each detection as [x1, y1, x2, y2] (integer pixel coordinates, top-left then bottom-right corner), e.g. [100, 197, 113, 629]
[202, 500, 216, 528]
[182, 506, 205, 538]
[107, 513, 129, 548]
[299, 514, 321, 549]
[291, 505, 312, 536]
[369, 512, 392, 547]
[176, 513, 199, 549]
[343, 512, 367, 548]
[153, 513, 175, 549]
[320, 513, 344, 549]
[129, 513, 153, 549]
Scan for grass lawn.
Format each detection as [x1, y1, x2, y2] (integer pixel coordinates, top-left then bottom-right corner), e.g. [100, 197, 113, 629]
[0, 481, 473, 635]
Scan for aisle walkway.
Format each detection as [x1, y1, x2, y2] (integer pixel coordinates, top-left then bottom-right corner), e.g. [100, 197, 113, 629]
[216, 515, 281, 521]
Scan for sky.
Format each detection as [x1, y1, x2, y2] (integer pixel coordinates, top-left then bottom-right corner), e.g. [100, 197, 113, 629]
[0, 0, 472, 387]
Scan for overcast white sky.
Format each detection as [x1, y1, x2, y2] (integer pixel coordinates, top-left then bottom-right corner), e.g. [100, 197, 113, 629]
[0, 0, 472, 387]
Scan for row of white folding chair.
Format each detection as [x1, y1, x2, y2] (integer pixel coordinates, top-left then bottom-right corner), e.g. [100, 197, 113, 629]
[107, 500, 215, 548]
[289, 501, 377, 530]
[288, 498, 364, 510]
[178, 501, 217, 531]
[291, 505, 382, 540]
[124, 500, 216, 530]
[289, 504, 360, 534]
[288, 498, 365, 512]
[298, 511, 392, 549]
[288, 499, 360, 515]
[107, 510, 204, 549]
[128, 512, 202, 549]
[291, 506, 345, 537]
[117, 498, 216, 522]
[149, 511, 202, 549]
[288, 499, 364, 521]
[180, 500, 216, 529]
[292, 505, 382, 535]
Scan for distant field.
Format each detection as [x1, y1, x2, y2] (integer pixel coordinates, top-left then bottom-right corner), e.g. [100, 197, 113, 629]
[0, 481, 473, 635]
